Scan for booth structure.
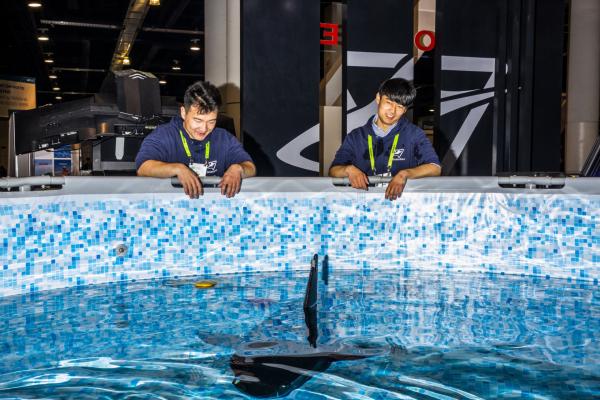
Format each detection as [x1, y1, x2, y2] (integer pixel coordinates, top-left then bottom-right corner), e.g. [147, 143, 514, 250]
[3, 0, 599, 179]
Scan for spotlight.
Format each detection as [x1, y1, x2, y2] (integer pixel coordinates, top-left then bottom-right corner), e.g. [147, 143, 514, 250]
[52, 86, 60, 91]
[55, 96, 62, 100]
[44, 58, 54, 64]
[159, 79, 167, 85]
[49, 74, 57, 79]
[190, 39, 200, 51]
[171, 60, 181, 71]
[28, 2, 42, 8]
[38, 33, 49, 41]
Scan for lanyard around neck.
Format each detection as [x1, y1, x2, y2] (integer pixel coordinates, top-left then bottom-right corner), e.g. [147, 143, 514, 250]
[179, 130, 210, 164]
[368, 133, 399, 174]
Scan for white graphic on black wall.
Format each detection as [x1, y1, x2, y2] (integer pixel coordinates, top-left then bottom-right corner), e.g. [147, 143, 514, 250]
[439, 56, 496, 173]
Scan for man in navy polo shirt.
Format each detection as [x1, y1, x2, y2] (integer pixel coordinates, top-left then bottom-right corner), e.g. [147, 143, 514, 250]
[136, 81, 256, 199]
[329, 78, 441, 200]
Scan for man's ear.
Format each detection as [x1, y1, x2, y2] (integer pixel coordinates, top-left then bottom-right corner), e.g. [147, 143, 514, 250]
[180, 106, 186, 120]
[375, 93, 381, 105]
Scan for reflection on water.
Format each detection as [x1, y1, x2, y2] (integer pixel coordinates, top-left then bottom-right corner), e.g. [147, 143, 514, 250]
[0, 269, 598, 399]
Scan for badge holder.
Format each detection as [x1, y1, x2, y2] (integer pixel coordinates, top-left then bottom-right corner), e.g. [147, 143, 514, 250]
[190, 162, 207, 177]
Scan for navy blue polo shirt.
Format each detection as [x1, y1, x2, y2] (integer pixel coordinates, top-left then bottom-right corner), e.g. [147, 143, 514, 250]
[331, 116, 440, 175]
[135, 117, 253, 176]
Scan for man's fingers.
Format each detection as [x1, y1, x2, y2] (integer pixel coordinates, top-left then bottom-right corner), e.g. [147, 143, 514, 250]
[349, 173, 368, 190]
[185, 176, 202, 198]
[229, 181, 238, 197]
[184, 181, 195, 199]
[217, 176, 241, 198]
[230, 179, 240, 197]
[362, 175, 369, 188]
[385, 181, 405, 201]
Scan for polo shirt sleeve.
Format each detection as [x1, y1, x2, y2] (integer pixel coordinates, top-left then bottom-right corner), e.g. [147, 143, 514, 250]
[225, 133, 253, 166]
[135, 131, 171, 170]
[413, 130, 441, 166]
[330, 133, 356, 167]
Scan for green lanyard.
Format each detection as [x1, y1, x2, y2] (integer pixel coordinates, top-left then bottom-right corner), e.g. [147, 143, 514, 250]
[368, 133, 399, 174]
[179, 130, 210, 165]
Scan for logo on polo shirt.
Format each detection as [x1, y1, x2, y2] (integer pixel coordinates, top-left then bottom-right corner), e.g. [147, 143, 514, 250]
[207, 160, 218, 174]
[393, 148, 405, 161]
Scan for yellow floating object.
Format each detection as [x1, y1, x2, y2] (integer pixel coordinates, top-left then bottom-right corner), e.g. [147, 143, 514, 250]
[194, 280, 217, 289]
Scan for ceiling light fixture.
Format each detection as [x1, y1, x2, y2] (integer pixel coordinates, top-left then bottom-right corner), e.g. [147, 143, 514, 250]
[49, 73, 57, 79]
[52, 86, 60, 91]
[28, 2, 42, 8]
[159, 79, 167, 85]
[171, 60, 181, 71]
[38, 32, 49, 41]
[149, 0, 160, 6]
[55, 96, 62, 100]
[44, 58, 54, 64]
[190, 39, 200, 51]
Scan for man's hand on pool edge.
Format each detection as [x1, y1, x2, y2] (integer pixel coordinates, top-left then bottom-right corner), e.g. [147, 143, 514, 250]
[219, 164, 242, 198]
[176, 164, 203, 199]
[345, 165, 369, 190]
[385, 171, 408, 201]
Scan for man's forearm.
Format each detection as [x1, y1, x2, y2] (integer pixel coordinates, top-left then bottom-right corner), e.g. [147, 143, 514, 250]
[137, 160, 185, 178]
[237, 161, 257, 178]
[328, 165, 350, 177]
[398, 163, 441, 179]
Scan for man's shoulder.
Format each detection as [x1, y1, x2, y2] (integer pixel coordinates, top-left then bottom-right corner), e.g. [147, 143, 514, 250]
[148, 118, 179, 137]
[347, 124, 369, 140]
[211, 127, 235, 137]
[398, 119, 426, 139]
[211, 127, 239, 144]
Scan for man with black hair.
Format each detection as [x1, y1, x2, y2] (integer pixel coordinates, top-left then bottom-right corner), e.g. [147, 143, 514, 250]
[136, 81, 256, 199]
[329, 78, 441, 200]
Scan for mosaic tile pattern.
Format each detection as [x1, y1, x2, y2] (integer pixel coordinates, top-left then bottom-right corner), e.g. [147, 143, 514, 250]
[1, 191, 599, 296]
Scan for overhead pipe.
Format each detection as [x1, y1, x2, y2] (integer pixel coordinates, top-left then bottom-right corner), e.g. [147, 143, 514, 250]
[110, 0, 151, 71]
[41, 19, 203, 35]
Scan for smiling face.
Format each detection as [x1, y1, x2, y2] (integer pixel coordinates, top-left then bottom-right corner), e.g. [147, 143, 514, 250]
[180, 105, 218, 141]
[375, 94, 406, 131]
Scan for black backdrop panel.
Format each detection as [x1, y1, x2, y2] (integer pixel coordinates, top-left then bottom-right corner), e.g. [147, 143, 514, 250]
[434, 0, 503, 176]
[345, 0, 413, 134]
[242, 0, 320, 176]
[529, 0, 563, 172]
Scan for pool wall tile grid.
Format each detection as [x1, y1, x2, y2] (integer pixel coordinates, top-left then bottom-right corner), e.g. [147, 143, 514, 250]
[1, 192, 599, 295]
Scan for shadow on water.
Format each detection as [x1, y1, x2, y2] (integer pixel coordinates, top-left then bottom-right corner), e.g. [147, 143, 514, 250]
[229, 255, 383, 398]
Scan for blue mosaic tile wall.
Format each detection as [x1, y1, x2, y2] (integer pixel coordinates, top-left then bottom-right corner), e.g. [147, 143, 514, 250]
[1, 191, 599, 295]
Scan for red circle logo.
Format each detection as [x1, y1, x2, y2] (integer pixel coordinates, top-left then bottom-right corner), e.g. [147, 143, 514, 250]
[415, 30, 436, 51]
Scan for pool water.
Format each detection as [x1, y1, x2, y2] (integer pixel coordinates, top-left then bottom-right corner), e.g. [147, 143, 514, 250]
[0, 269, 598, 399]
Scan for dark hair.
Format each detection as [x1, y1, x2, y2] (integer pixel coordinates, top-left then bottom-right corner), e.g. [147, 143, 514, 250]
[377, 78, 417, 107]
[183, 81, 222, 113]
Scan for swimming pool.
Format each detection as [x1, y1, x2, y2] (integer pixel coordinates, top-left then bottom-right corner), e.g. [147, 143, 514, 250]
[0, 176, 599, 398]
[0, 269, 598, 398]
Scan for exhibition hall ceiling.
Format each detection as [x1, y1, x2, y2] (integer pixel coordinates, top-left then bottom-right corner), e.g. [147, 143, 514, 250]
[2, 0, 204, 106]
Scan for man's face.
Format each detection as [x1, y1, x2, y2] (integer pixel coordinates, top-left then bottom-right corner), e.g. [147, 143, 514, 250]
[375, 94, 406, 127]
[181, 105, 218, 141]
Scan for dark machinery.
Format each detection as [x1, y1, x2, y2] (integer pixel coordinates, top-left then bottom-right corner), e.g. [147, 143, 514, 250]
[12, 70, 178, 174]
